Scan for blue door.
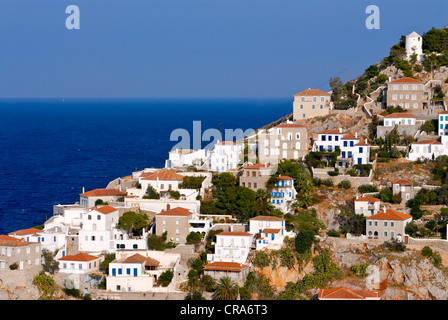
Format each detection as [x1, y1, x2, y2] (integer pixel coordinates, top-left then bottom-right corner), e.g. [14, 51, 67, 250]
[133, 268, 138, 277]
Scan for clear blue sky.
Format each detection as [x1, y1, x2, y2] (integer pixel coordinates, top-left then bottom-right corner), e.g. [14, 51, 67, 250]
[0, 0, 447, 98]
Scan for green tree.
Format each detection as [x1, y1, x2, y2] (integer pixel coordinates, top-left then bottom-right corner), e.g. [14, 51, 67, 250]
[41, 249, 59, 274]
[118, 211, 147, 236]
[295, 230, 315, 254]
[214, 277, 239, 300]
[33, 273, 55, 300]
[143, 185, 160, 199]
[158, 270, 174, 287]
[422, 119, 436, 134]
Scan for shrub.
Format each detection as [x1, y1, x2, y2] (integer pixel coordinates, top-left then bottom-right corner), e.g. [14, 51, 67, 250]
[326, 229, 340, 237]
[351, 263, 370, 279]
[383, 238, 406, 252]
[253, 251, 270, 268]
[158, 270, 174, 287]
[338, 180, 351, 190]
[328, 171, 339, 176]
[358, 184, 378, 193]
[295, 230, 315, 254]
[322, 179, 334, 187]
[421, 246, 433, 257]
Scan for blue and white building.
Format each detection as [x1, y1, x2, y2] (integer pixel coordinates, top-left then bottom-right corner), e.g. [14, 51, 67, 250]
[270, 176, 297, 213]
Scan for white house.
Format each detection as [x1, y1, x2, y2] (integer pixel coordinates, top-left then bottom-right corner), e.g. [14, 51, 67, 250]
[383, 113, 417, 127]
[438, 110, 448, 137]
[312, 129, 371, 167]
[8, 227, 66, 256]
[139, 169, 184, 194]
[79, 189, 126, 208]
[249, 215, 286, 250]
[207, 231, 253, 264]
[208, 140, 243, 172]
[354, 196, 381, 217]
[57, 252, 102, 290]
[408, 139, 444, 161]
[78, 205, 127, 254]
[270, 176, 297, 213]
[106, 250, 182, 293]
[165, 148, 207, 169]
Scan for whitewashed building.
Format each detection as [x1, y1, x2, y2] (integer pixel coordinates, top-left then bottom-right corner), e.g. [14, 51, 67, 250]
[208, 141, 243, 172]
[354, 196, 381, 217]
[408, 139, 444, 161]
[249, 216, 286, 250]
[207, 231, 253, 264]
[270, 176, 297, 213]
[165, 148, 207, 169]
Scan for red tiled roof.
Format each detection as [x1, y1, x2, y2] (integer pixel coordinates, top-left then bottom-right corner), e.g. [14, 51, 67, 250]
[318, 287, 381, 300]
[91, 205, 118, 215]
[8, 228, 43, 236]
[58, 252, 100, 262]
[277, 175, 294, 180]
[341, 133, 359, 140]
[295, 88, 331, 96]
[0, 235, 28, 247]
[412, 139, 442, 145]
[389, 77, 423, 83]
[318, 129, 345, 134]
[217, 231, 253, 237]
[244, 163, 273, 170]
[355, 141, 370, 146]
[140, 169, 184, 181]
[250, 215, 284, 221]
[156, 207, 193, 216]
[438, 110, 448, 115]
[274, 123, 307, 128]
[354, 197, 380, 203]
[391, 179, 413, 185]
[366, 209, 412, 221]
[204, 261, 247, 272]
[261, 228, 281, 234]
[122, 253, 160, 267]
[384, 112, 417, 118]
[80, 188, 126, 197]
[216, 141, 236, 145]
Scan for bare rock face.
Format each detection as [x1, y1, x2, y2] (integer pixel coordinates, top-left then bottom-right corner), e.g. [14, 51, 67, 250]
[379, 66, 404, 81]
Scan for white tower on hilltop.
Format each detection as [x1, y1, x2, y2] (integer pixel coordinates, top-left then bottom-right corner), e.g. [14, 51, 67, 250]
[405, 31, 423, 62]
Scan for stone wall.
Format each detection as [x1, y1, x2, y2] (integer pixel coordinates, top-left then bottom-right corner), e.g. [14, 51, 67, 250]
[311, 167, 373, 188]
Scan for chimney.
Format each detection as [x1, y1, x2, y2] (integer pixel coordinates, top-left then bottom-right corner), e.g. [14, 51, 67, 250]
[166, 204, 170, 211]
[339, 128, 342, 133]
[82, 187, 85, 193]
[355, 132, 358, 138]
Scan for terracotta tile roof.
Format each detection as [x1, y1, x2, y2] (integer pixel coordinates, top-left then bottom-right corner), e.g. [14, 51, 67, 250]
[80, 188, 126, 197]
[203, 261, 247, 272]
[318, 287, 381, 300]
[156, 207, 193, 216]
[438, 110, 448, 115]
[384, 112, 417, 118]
[122, 253, 160, 267]
[216, 141, 236, 145]
[355, 141, 370, 146]
[261, 228, 281, 234]
[354, 197, 380, 203]
[250, 215, 284, 221]
[217, 231, 253, 237]
[412, 139, 442, 145]
[366, 209, 412, 221]
[389, 77, 423, 83]
[0, 235, 28, 247]
[341, 133, 359, 140]
[318, 129, 345, 134]
[294, 88, 330, 96]
[274, 123, 307, 128]
[391, 179, 413, 185]
[91, 205, 118, 215]
[244, 163, 273, 170]
[8, 228, 43, 236]
[58, 252, 100, 262]
[277, 175, 294, 180]
[140, 169, 184, 181]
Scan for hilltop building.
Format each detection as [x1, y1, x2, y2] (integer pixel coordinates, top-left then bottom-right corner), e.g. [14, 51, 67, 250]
[405, 31, 424, 62]
[293, 88, 332, 120]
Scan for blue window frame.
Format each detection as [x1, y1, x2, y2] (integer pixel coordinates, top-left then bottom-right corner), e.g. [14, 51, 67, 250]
[112, 268, 116, 276]
[359, 147, 363, 153]
[350, 141, 354, 147]
[342, 151, 346, 158]
[118, 268, 122, 275]
[343, 141, 347, 147]
[126, 268, 131, 275]
[134, 268, 138, 277]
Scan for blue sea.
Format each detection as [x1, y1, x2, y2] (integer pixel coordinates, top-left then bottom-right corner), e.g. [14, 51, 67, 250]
[0, 98, 291, 234]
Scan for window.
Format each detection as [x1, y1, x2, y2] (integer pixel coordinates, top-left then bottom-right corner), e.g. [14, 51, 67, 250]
[384, 221, 388, 227]
[321, 96, 325, 102]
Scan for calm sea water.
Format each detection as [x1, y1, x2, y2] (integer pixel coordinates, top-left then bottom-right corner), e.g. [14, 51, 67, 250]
[0, 98, 291, 234]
